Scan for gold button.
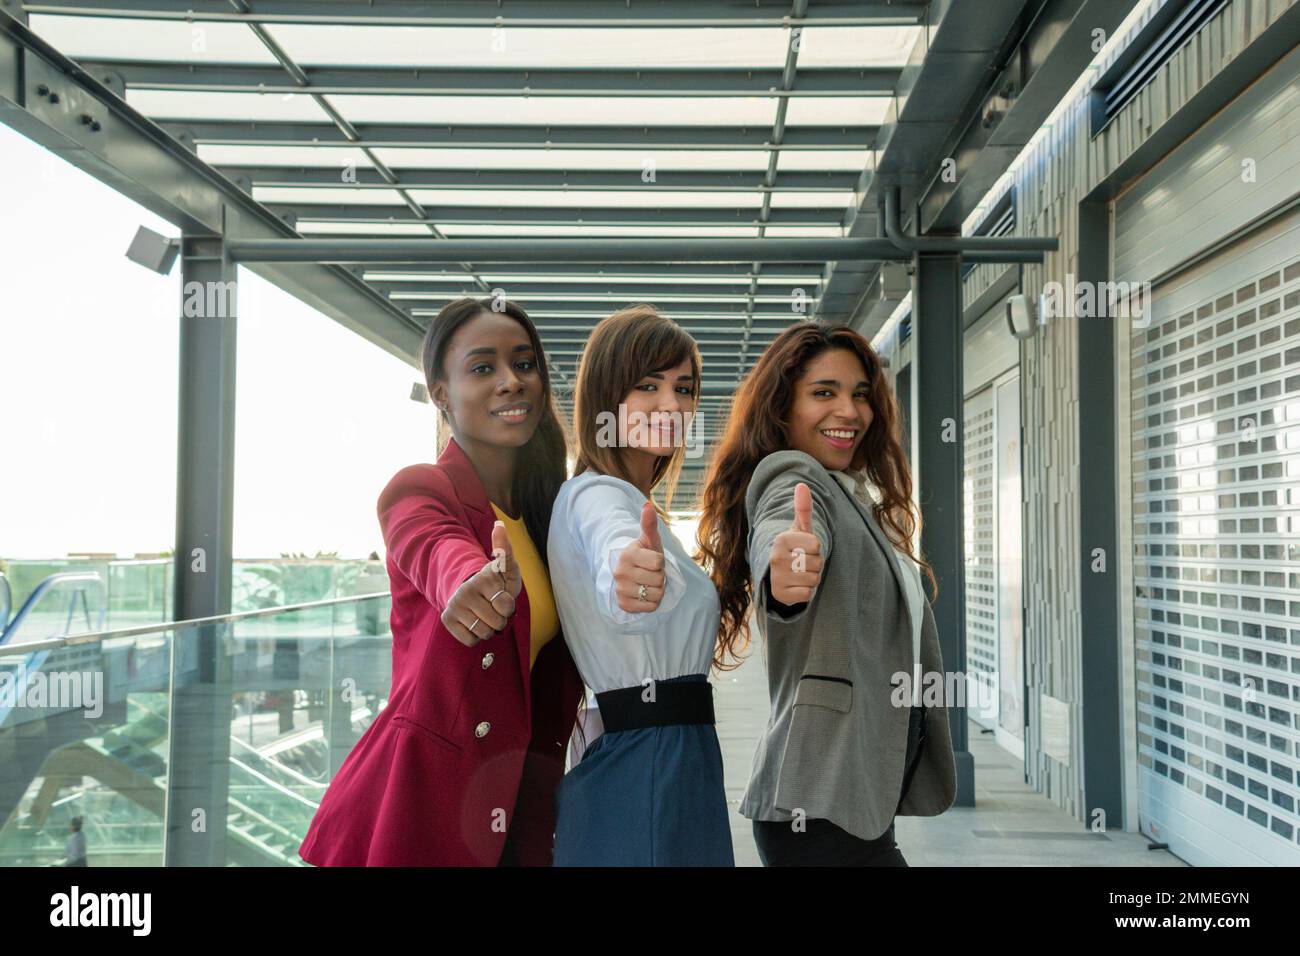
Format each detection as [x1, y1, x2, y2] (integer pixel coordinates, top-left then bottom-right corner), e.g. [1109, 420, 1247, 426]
[475, 721, 491, 738]
[481, 652, 495, 669]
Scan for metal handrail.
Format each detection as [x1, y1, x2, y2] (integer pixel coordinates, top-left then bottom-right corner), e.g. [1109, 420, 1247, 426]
[0, 572, 106, 647]
[229, 735, 328, 792]
[0, 590, 392, 657]
[0, 572, 10, 633]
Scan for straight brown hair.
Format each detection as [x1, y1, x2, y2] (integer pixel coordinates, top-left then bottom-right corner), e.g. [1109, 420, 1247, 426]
[572, 304, 701, 510]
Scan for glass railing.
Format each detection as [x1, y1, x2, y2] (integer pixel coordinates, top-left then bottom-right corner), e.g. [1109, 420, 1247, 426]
[0, 557, 391, 635]
[0, 592, 392, 867]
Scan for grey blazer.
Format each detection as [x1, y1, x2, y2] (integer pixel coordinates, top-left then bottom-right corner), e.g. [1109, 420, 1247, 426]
[738, 450, 957, 842]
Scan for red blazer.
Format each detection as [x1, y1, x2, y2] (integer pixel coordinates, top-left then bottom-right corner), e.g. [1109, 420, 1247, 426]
[299, 439, 583, 866]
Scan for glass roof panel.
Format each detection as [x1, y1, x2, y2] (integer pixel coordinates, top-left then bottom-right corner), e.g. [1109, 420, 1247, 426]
[795, 27, 921, 67]
[197, 144, 374, 167]
[30, 14, 278, 64]
[405, 189, 763, 209]
[438, 224, 762, 237]
[296, 221, 433, 235]
[769, 191, 856, 208]
[252, 187, 407, 206]
[125, 90, 332, 122]
[777, 150, 874, 171]
[372, 148, 773, 171]
[762, 226, 846, 237]
[270, 25, 796, 69]
[784, 97, 890, 126]
[325, 94, 778, 127]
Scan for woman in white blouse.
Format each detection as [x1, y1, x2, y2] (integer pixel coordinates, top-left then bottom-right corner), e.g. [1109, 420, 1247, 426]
[547, 304, 734, 866]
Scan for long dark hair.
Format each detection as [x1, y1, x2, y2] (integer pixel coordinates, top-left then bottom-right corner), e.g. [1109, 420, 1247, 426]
[696, 321, 934, 668]
[420, 297, 568, 557]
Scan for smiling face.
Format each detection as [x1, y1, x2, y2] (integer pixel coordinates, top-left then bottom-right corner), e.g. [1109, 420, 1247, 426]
[431, 310, 543, 454]
[785, 347, 875, 471]
[621, 356, 698, 461]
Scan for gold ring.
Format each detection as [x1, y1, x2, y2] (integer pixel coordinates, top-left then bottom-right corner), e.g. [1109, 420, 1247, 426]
[638, 584, 648, 602]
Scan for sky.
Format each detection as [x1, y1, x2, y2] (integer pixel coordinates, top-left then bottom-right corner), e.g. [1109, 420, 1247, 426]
[0, 121, 438, 559]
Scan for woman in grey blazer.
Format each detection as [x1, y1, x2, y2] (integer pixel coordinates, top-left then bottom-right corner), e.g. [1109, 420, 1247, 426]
[697, 322, 957, 865]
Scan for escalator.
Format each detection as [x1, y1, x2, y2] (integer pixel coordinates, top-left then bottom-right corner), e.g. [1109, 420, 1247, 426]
[2, 697, 375, 866]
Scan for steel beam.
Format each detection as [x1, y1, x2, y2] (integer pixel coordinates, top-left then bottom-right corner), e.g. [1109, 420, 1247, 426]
[371, 281, 818, 298]
[516, 309, 807, 320]
[270, 204, 847, 227]
[363, 263, 825, 279]
[227, 237, 1052, 263]
[213, 166, 860, 192]
[161, 120, 877, 151]
[25, 0, 927, 27]
[83, 61, 899, 97]
[736, 0, 807, 384]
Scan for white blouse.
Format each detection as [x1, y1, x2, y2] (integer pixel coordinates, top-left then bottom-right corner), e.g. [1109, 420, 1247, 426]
[547, 470, 721, 694]
[830, 469, 923, 678]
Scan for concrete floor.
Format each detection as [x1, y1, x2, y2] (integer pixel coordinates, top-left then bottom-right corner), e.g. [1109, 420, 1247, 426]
[713, 641, 1188, 868]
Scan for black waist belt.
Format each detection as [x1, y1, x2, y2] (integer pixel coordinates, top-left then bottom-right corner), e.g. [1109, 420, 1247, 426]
[595, 680, 715, 733]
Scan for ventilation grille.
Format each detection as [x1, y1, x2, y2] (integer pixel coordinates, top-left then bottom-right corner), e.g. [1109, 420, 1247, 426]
[1094, 0, 1231, 132]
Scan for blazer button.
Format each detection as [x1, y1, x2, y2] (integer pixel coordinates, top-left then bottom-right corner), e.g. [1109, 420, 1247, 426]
[475, 721, 491, 738]
[481, 652, 495, 669]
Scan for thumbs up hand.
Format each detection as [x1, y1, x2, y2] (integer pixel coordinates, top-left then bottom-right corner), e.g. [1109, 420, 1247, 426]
[441, 520, 521, 646]
[614, 500, 667, 613]
[489, 519, 523, 600]
[769, 482, 824, 606]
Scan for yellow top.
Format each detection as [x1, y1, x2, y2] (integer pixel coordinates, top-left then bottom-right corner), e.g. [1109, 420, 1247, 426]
[490, 503, 559, 669]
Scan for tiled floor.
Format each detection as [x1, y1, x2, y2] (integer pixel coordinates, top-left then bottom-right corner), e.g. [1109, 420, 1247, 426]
[713, 641, 1188, 868]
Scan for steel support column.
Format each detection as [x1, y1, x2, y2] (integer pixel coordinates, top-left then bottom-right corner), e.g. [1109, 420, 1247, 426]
[165, 230, 237, 866]
[912, 249, 975, 807]
[1077, 200, 1123, 829]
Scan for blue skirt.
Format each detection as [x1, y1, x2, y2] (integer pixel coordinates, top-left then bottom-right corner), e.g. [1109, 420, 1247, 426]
[554, 675, 735, 866]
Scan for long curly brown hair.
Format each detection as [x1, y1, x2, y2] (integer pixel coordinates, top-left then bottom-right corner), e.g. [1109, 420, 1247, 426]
[696, 322, 935, 669]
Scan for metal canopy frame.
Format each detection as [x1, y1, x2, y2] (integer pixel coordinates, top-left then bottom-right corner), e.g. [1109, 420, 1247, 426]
[0, 0, 1118, 508]
[0, 0, 1114, 537]
[0, 0, 1095, 572]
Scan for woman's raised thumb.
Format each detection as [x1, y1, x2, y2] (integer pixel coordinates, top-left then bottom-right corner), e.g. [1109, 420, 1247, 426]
[638, 500, 663, 552]
[792, 482, 813, 534]
[490, 520, 512, 572]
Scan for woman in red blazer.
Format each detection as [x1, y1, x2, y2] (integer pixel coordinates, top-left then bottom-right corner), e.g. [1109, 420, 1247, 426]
[299, 297, 583, 866]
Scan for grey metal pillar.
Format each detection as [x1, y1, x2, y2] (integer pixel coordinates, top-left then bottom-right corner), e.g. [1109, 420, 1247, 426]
[165, 230, 237, 866]
[1077, 200, 1123, 829]
[325, 629, 355, 777]
[912, 249, 975, 807]
[894, 364, 912, 454]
